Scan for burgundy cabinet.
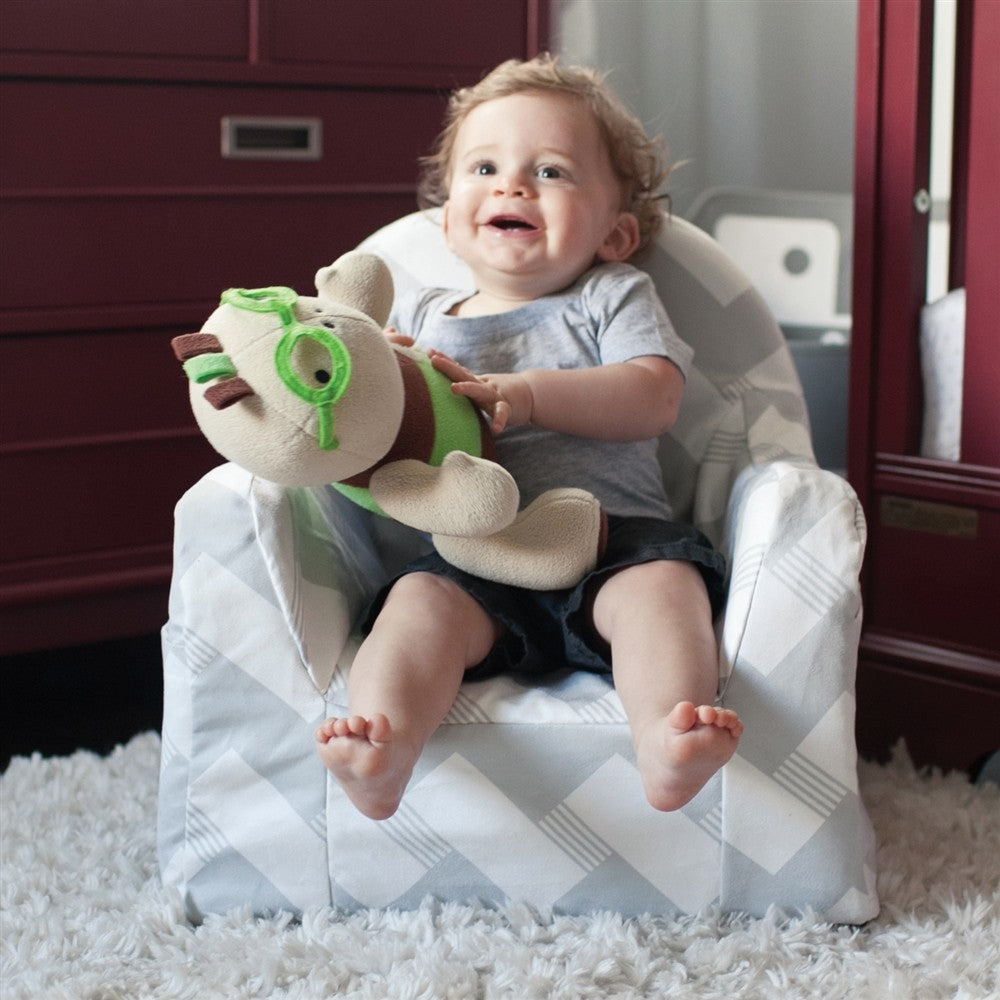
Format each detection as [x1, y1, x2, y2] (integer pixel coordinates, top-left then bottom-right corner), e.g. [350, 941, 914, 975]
[1, 0, 546, 653]
[850, 0, 999, 772]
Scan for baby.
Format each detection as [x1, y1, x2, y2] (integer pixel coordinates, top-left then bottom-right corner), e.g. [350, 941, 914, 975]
[316, 54, 742, 820]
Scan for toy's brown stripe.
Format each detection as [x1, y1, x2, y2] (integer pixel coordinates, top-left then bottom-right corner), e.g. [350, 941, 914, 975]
[204, 377, 255, 410]
[172, 332, 223, 361]
[340, 352, 435, 488]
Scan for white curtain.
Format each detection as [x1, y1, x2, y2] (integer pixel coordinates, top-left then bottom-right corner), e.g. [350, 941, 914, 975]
[553, 0, 857, 216]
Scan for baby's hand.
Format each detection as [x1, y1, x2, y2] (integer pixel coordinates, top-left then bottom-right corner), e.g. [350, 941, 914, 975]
[428, 350, 531, 433]
[384, 326, 415, 347]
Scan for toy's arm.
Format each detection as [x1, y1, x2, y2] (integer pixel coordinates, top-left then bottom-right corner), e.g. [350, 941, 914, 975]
[368, 452, 520, 538]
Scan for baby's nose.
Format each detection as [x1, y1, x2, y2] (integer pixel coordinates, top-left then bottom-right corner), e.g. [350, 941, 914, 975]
[495, 170, 531, 197]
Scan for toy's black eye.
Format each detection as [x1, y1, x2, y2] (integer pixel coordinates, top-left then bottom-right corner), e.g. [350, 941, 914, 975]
[286, 335, 340, 390]
[321, 320, 336, 329]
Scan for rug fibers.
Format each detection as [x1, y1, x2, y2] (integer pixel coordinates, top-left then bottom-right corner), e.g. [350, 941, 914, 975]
[1, 733, 998, 1000]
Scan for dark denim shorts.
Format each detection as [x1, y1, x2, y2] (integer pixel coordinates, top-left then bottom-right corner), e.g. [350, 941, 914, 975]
[362, 515, 727, 681]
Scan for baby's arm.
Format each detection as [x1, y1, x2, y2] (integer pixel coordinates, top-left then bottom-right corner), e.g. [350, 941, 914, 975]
[430, 351, 683, 442]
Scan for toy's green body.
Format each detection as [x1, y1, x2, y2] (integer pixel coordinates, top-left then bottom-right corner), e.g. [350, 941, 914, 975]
[332, 349, 493, 517]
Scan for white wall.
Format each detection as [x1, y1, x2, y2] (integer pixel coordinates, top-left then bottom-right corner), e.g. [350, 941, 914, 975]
[553, 0, 857, 217]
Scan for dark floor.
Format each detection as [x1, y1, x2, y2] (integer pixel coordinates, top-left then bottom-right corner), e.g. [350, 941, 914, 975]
[1, 632, 163, 770]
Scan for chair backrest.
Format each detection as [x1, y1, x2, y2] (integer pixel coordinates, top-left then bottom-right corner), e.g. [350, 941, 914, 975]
[358, 210, 813, 545]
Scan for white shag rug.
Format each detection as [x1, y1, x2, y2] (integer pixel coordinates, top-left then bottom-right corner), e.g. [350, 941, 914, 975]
[2, 734, 998, 1000]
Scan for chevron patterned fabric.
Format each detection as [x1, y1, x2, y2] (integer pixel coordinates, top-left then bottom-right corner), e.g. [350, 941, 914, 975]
[158, 213, 878, 922]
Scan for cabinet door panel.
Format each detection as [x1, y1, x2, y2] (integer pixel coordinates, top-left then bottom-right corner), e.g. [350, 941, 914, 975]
[0, 81, 445, 190]
[1, 0, 248, 60]
[270, 0, 530, 75]
[2, 192, 417, 318]
[1, 329, 196, 443]
[1, 437, 217, 567]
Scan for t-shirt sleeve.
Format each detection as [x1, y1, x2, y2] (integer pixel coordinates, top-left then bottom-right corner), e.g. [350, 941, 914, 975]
[388, 287, 464, 345]
[585, 265, 694, 377]
[387, 286, 421, 337]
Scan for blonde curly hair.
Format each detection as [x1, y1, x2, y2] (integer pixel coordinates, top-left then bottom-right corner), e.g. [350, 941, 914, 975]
[417, 53, 671, 259]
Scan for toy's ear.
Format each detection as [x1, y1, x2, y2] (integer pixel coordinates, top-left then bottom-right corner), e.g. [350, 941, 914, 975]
[315, 252, 394, 327]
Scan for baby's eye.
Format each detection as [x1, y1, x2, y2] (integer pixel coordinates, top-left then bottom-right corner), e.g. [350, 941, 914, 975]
[536, 165, 564, 180]
[473, 162, 497, 176]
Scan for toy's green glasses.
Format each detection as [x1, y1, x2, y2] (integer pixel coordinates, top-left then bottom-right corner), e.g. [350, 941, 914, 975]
[222, 286, 352, 451]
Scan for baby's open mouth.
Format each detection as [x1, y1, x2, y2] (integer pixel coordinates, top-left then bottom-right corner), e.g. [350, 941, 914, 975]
[487, 215, 537, 231]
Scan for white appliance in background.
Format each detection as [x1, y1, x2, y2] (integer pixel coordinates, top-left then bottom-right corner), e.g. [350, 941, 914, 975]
[688, 188, 853, 473]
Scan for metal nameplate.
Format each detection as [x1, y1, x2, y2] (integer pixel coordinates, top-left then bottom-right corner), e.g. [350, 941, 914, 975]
[880, 495, 979, 538]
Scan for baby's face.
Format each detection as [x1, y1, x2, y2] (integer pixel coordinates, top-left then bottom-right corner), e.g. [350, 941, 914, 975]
[442, 92, 637, 304]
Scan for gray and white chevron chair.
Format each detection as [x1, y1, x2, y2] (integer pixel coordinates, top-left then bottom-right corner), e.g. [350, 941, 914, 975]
[158, 211, 878, 923]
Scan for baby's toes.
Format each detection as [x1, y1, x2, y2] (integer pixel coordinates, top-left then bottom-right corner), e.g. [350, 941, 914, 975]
[717, 709, 742, 734]
[366, 713, 392, 745]
[315, 719, 337, 742]
[343, 715, 370, 737]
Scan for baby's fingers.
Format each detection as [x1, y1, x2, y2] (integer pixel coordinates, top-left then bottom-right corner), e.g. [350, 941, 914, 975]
[384, 326, 415, 347]
[428, 349, 476, 384]
[451, 381, 509, 433]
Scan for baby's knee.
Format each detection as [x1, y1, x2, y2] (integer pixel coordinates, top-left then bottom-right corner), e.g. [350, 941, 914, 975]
[623, 560, 710, 609]
[597, 558, 695, 604]
[383, 571, 502, 660]
[387, 572, 495, 628]
[386, 571, 465, 610]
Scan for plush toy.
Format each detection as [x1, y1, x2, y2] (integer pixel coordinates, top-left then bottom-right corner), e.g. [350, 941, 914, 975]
[172, 251, 606, 590]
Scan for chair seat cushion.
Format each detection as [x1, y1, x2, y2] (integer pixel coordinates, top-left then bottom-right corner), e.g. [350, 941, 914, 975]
[324, 668, 724, 913]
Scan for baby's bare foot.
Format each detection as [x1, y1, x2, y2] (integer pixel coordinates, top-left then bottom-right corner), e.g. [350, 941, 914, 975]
[315, 714, 415, 820]
[635, 701, 743, 811]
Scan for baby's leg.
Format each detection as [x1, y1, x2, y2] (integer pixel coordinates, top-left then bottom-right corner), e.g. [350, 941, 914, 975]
[591, 560, 742, 811]
[316, 572, 501, 820]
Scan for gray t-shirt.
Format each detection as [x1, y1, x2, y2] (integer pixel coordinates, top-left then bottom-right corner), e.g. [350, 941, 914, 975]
[390, 262, 693, 520]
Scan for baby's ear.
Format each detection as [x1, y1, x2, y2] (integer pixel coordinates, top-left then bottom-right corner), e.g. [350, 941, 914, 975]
[441, 201, 456, 251]
[597, 212, 641, 263]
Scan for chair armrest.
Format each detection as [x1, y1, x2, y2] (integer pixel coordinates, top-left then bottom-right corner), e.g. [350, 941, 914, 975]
[712, 462, 876, 920]
[719, 460, 866, 689]
[167, 464, 424, 693]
